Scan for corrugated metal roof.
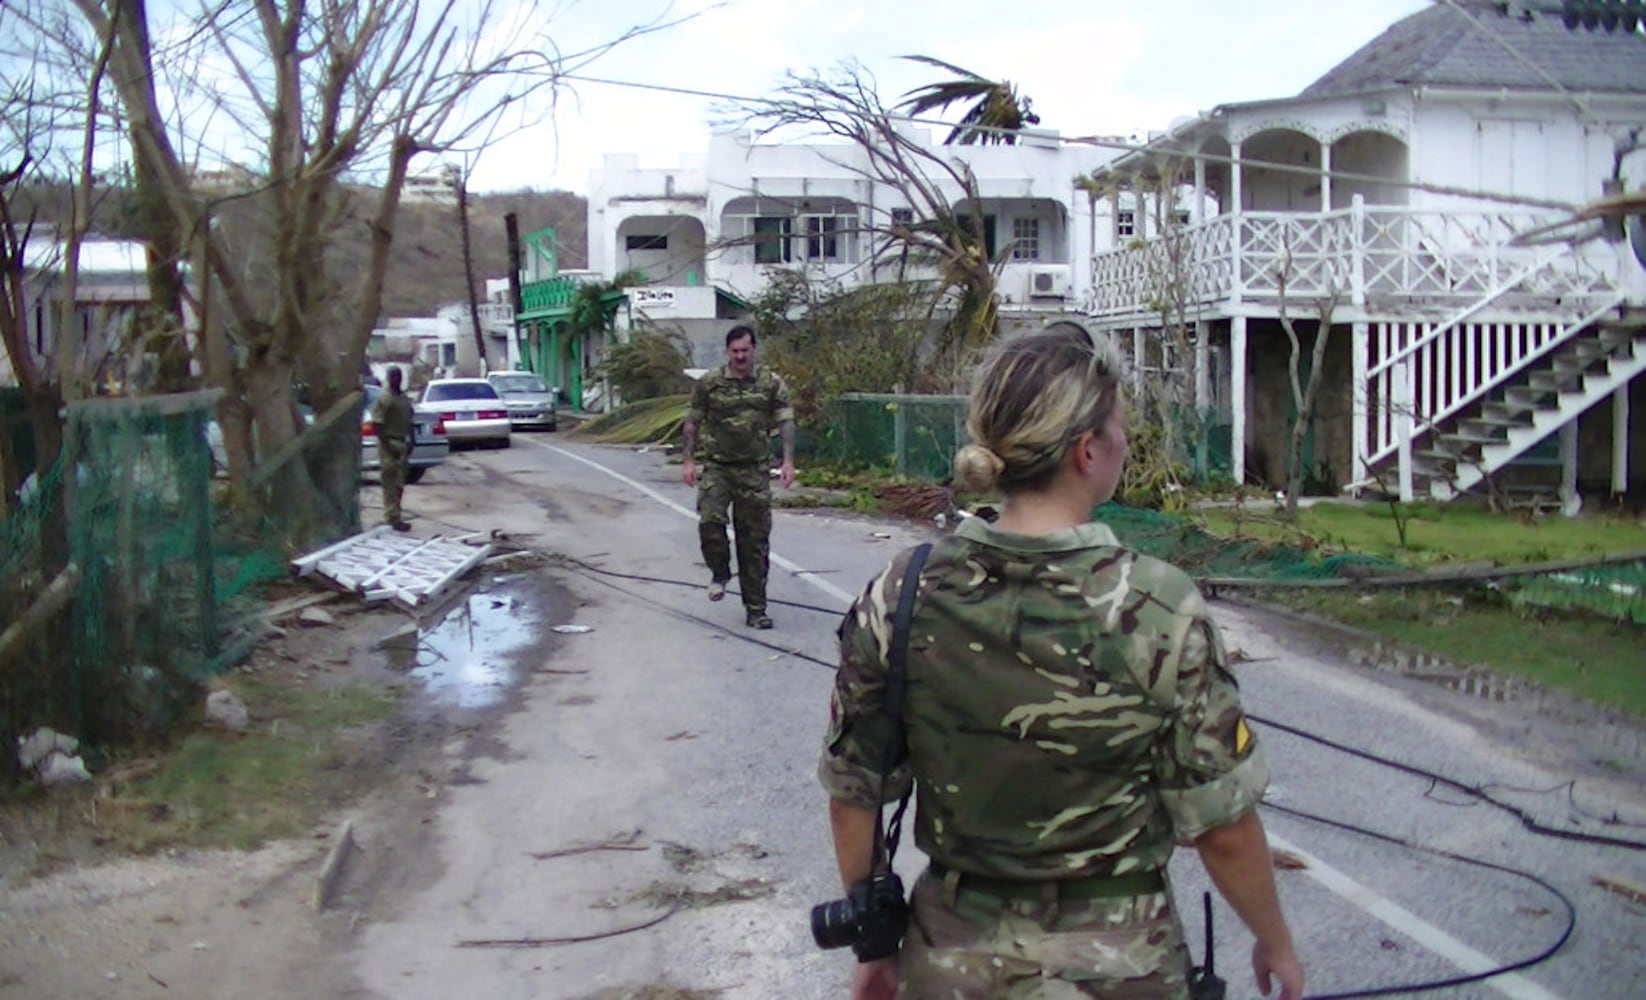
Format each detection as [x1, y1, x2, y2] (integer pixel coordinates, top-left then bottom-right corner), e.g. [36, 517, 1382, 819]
[1303, 3, 1646, 99]
[21, 239, 147, 275]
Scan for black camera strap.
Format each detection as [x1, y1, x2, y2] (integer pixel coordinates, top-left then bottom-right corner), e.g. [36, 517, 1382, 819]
[870, 542, 932, 875]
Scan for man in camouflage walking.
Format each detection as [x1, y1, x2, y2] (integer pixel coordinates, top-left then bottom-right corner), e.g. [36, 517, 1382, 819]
[371, 366, 415, 532]
[681, 325, 795, 629]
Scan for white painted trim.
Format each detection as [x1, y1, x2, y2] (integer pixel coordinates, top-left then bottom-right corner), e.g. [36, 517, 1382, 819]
[1559, 420, 1580, 513]
[1232, 317, 1247, 484]
[1195, 321, 1211, 409]
[1615, 386, 1630, 495]
[1352, 322, 1369, 496]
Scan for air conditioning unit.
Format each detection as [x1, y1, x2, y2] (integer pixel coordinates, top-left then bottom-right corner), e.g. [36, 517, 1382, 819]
[1028, 265, 1070, 299]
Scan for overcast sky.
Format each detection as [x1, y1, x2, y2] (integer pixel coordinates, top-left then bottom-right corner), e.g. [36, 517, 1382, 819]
[460, 0, 1433, 193]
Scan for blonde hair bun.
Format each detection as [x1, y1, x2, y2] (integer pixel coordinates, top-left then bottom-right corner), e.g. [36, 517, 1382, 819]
[954, 443, 1006, 494]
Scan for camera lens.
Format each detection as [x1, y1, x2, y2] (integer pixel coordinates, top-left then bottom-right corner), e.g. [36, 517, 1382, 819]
[810, 898, 858, 950]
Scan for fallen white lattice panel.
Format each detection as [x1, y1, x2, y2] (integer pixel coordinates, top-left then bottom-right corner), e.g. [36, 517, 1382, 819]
[290, 526, 495, 611]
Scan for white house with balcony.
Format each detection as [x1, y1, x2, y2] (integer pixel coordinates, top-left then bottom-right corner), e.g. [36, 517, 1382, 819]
[1085, 2, 1646, 507]
[586, 124, 1114, 366]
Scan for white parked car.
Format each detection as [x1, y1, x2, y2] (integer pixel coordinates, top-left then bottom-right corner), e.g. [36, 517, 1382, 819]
[486, 371, 558, 431]
[418, 378, 511, 449]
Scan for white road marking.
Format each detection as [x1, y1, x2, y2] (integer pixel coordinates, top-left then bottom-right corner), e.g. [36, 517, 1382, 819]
[530, 441, 1564, 998]
[1265, 833, 1565, 1000]
[525, 441, 857, 604]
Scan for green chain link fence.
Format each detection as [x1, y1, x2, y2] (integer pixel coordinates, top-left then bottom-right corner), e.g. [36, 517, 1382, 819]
[823, 393, 969, 480]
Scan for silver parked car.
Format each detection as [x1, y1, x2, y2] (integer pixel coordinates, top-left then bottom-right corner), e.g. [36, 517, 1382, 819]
[486, 371, 558, 431]
[419, 378, 512, 449]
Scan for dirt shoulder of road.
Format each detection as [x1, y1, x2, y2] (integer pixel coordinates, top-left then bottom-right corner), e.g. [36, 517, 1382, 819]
[0, 564, 561, 1000]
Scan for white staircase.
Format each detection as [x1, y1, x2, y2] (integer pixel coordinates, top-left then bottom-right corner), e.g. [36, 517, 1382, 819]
[1408, 321, 1646, 501]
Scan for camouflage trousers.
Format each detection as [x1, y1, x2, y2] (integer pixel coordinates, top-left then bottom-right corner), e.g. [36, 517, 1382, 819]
[696, 461, 772, 613]
[897, 868, 1192, 999]
[380, 438, 408, 524]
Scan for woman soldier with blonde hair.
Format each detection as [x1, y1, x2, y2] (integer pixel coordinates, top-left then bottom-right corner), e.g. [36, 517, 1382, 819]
[820, 328, 1302, 999]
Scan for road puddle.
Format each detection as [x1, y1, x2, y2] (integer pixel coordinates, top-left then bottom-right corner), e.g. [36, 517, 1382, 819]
[405, 584, 540, 708]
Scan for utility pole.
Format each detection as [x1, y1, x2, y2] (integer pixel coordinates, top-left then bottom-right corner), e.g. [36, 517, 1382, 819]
[451, 162, 487, 375]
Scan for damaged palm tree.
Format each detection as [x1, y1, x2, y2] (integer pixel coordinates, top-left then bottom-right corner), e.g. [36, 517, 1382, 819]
[896, 55, 1041, 146]
[722, 61, 1017, 379]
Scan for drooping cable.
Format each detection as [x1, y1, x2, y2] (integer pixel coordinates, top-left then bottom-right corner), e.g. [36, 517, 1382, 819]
[1265, 801, 1577, 999]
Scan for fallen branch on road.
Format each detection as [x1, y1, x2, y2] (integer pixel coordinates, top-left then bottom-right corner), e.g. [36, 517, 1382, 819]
[528, 829, 648, 860]
[455, 904, 679, 947]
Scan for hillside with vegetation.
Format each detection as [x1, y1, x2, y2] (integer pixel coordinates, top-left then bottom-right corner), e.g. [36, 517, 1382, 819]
[10, 182, 587, 320]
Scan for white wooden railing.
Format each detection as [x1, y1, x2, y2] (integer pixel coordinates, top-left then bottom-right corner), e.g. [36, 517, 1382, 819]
[1086, 196, 1620, 317]
[1354, 294, 1626, 497]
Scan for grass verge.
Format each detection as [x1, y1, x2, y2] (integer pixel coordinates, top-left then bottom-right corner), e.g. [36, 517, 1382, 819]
[1253, 585, 1646, 717]
[1, 671, 398, 866]
[1197, 500, 1646, 566]
[1188, 499, 1646, 718]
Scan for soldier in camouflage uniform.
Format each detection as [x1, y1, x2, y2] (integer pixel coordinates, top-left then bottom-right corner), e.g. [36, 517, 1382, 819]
[819, 329, 1302, 1000]
[682, 326, 795, 629]
[371, 366, 415, 532]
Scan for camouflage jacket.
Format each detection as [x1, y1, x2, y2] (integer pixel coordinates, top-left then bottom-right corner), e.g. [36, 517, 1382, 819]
[819, 517, 1269, 882]
[370, 391, 414, 444]
[687, 365, 794, 466]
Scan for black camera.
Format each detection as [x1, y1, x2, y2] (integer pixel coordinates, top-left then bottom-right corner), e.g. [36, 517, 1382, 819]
[810, 871, 909, 962]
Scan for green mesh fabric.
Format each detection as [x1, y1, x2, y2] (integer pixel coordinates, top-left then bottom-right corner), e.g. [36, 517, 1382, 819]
[1087, 503, 1404, 582]
[827, 393, 968, 480]
[825, 394, 1233, 483]
[1505, 561, 1646, 625]
[2, 392, 299, 762]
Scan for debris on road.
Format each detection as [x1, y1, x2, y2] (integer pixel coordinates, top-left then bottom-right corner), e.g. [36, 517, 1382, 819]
[550, 624, 594, 634]
[290, 526, 495, 611]
[16, 727, 91, 785]
[528, 829, 648, 861]
[1593, 874, 1646, 906]
[205, 689, 250, 731]
[313, 820, 357, 911]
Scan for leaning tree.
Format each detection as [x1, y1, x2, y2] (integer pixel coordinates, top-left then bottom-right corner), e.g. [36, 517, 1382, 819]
[57, 0, 689, 543]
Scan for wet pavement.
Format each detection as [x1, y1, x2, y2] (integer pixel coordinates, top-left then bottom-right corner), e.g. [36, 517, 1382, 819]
[383, 574, 544, 709]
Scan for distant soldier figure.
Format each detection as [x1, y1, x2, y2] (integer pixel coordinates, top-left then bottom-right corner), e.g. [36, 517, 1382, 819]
[372, 366, 415, 532]
[820, 329, 1303, 1000]
[682, 325, 795, 629]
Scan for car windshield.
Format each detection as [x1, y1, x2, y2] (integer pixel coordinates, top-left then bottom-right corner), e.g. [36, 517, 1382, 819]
[490, 375, 548, 394]
[424, 382, 499, 402]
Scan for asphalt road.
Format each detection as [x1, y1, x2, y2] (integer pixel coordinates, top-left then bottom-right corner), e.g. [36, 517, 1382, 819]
[350, 437, 1646, 1000]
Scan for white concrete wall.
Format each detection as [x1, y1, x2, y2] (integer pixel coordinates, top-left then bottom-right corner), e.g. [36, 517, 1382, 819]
[587, 125, 1115, 321]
